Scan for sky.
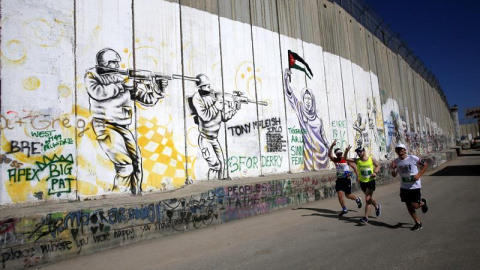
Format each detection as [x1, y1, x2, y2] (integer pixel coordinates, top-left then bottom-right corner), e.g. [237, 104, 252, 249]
[363, 0, 480, 123]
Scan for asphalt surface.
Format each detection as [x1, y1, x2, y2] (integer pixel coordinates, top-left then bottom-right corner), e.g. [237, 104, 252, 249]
[40, 150, 480, 270]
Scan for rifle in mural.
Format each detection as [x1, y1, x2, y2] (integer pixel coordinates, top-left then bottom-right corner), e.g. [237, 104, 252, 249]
[96, 66, 198, 85]
[213, 90, 268, 110]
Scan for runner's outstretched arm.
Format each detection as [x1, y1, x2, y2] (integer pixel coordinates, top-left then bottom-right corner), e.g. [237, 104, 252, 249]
[328, 140, 337, 161]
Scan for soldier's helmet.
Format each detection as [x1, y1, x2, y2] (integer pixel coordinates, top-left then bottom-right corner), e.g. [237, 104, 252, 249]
[96, 48, 121, 67]
[195, 74, 211, 88]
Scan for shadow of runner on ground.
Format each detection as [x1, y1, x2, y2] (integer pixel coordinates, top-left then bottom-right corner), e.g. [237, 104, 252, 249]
[431, 165, 480, 176]
[293, 207, 411, 229]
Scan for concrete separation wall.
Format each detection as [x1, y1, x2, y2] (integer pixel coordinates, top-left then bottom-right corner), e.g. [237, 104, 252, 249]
[0, 0, 458, 266]
[0, 0, 455, 206]
[0, 149, 457, 270]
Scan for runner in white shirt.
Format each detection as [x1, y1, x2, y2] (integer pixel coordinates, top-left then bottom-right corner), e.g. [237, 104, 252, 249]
[328, 140, 362, 216]
[391, 143, 429, 231]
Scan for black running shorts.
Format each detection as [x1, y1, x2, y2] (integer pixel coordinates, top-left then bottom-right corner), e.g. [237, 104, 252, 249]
[335, 178, 352, 194]
[400, 188, 421, 204]
[359, 180, 376, 192]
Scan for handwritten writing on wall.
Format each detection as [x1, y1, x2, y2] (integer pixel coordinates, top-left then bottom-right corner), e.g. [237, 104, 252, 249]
[331, 120, 348, 150]
[228, 155, 283, 173]
[0, 111, 89, 137]
[288, 127, 305, 166]
[7, 155, 75, 197]
[0, 166, 404, 269]
[228, 117, 286, 153]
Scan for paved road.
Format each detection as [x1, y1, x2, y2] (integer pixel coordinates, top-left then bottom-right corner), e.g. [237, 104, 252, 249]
[41, 152, 480, 270]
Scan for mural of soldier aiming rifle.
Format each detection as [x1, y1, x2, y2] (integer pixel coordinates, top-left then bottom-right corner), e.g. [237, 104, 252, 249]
[188, 74, 267, 180]
[84, 48, 197, 195]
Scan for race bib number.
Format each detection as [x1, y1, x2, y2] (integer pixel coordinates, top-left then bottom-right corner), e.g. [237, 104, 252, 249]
[336, 164, 349, 178]
[402, 175, 415, 183]
[360, 169, 372, 178]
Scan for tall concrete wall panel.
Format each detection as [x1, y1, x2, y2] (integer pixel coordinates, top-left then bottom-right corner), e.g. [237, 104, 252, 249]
[364, 30, 378, 75]
[397, 58, 410, 132]
[334, 4, 351, 60]
[318, 0, 338, 55]
[0, 0, 454, 205]
[347, 16, 381, 156]
[364, 30, 387, 158]
[250, 0, 289, 175]
[134, 0, 186, 189]
[181, 0, 218, 14]
[334, 6, 357, 157]
[219, 1, 262, 178]
[372, 39, 391, 105]
[319, 1, 351, 156]
[413, 73, 425, 135]
[181, 2, 223, 181]
[277, 0, 309, 173]
[386, 53, 404, 147]
[300, 0, 333, 169]
[1, 0, 76, 203]
[405, 66, 417, 133]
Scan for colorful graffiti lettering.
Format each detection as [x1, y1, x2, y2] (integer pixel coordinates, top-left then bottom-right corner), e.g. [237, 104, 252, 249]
[35, 155, 75, 196]
[227, 155, 283, 173]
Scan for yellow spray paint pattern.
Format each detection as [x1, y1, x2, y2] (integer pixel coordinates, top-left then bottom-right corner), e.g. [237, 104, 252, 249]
[137, 117, 196, 190]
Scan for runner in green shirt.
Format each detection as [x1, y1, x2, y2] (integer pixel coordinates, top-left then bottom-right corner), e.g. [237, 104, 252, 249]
[352, 147, 381, 224]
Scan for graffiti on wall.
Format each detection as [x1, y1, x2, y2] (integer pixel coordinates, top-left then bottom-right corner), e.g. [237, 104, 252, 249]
[284, 51, 329, 171]
[382, 98, 402, 158]
[6, 154, 75, 197]
[0, 165, 404, 269]
[188, 73, 265, 179]
[353, 113, 366, 149]
[0, 1, 452, 205]
[0, 111, 90, 137]
[367, 98, 384, 153]
[331, 120, 348, 151]
[84, 48, 169, 195]
[0, 174, 346, 269]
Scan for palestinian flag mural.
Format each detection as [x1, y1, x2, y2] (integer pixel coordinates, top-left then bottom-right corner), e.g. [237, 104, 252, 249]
[288, 50, 313, 79]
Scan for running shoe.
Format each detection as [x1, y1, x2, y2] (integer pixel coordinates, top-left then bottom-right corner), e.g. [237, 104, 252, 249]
[360, 217, 369, 224]
[411, 222, 423, 231]
[376, 204, 382, 217]
[421, 198, 428, 213]
[339, 209, 348, 216]
[356, 197, 363, 208]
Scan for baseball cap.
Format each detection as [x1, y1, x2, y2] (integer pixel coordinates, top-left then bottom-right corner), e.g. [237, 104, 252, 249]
[395, 143, 407, 150]
[355, 147, 365, 153]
